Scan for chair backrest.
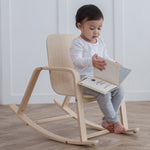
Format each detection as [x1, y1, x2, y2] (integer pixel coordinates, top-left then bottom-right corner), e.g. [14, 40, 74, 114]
[46, 34, 78, 96]
[46, 34, 78, 68]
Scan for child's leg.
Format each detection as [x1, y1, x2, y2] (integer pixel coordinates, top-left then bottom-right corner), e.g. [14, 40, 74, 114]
[96, 92, 120, 124]
[82, 86, 117, 122]
[110, 86, 126, 133]
[81, 86, 125, 133]
[97, 91, 126, 133]
[101, 87, 124, 124]
[81, 86, 115, 132]
[111, 86, 124, 114]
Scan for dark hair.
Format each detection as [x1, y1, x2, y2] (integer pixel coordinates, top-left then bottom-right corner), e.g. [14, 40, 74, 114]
[75, 4, 104, 28]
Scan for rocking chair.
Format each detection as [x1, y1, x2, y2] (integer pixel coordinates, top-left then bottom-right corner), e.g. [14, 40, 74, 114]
[10, 34, 139, 146]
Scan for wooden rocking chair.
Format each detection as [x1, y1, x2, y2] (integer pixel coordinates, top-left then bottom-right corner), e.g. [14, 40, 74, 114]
[9, 34, 139, 146]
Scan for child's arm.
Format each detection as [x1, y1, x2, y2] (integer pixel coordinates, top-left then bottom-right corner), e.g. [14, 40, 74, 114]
[70, 40, 93, 69]
[92, 54, 106, 71]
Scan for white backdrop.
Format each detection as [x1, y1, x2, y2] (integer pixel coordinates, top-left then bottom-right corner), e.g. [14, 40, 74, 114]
[0, 0, 150, 104]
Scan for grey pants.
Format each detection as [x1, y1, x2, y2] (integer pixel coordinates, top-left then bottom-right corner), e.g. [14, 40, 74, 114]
[81, 86, 124, 124]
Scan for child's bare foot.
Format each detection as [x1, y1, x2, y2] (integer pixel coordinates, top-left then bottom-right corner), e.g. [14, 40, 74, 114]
[114, 122, 126, 134]
[102, 122, 114, 132]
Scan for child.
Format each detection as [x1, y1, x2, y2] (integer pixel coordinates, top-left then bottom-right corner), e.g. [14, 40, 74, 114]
[70, 4, 126, 134]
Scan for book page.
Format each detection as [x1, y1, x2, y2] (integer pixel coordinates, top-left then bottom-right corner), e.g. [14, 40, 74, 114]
[94, 59, 120, 86]
[79, 76, 117, 94]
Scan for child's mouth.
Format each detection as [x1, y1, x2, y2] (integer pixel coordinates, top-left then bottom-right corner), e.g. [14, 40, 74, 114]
[93, 36, 97, 38]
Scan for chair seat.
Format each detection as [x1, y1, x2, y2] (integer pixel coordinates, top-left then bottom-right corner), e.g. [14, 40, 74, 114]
[82, 94, 95, 99]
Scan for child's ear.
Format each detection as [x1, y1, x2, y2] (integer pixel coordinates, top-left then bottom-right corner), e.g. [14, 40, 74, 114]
[77, 23, 82, 29]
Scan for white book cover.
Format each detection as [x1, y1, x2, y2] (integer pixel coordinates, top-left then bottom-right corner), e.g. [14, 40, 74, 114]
[79, 59, 131, 94]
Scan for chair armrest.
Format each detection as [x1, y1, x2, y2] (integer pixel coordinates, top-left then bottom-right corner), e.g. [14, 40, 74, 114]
[41, 66, 80, 83]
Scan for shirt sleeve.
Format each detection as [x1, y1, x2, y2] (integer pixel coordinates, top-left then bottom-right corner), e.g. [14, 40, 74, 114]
[70, 38, 93, 69]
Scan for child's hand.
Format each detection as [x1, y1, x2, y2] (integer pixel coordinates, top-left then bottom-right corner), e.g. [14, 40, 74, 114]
[92, 54, 106, 71]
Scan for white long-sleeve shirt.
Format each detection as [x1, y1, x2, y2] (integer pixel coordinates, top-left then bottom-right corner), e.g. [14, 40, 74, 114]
[70, 36, 114, 80]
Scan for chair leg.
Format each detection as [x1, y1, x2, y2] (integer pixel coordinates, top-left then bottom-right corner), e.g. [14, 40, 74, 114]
[62, 96, 71, 108]
[17, 67, 42, 114]
[75, 85, 87, 142]
[120, 98, 128, 129]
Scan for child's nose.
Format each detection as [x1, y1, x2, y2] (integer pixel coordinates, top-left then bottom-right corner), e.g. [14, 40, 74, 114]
[94, 30, 98, 34]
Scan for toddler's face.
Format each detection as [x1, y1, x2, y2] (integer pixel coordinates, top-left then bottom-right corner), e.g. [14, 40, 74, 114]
[78, 19, 103, 43]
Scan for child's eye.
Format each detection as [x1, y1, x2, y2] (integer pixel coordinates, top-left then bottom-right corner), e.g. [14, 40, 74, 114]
[98, 28, 101, 30]
[90, 28, 95, 30]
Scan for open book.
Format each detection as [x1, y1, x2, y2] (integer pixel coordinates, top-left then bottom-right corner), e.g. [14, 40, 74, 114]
[79, 59, 131, 94]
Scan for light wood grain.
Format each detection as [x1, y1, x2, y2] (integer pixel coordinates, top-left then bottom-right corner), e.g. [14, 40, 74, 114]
[1, 101, 149, 150]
